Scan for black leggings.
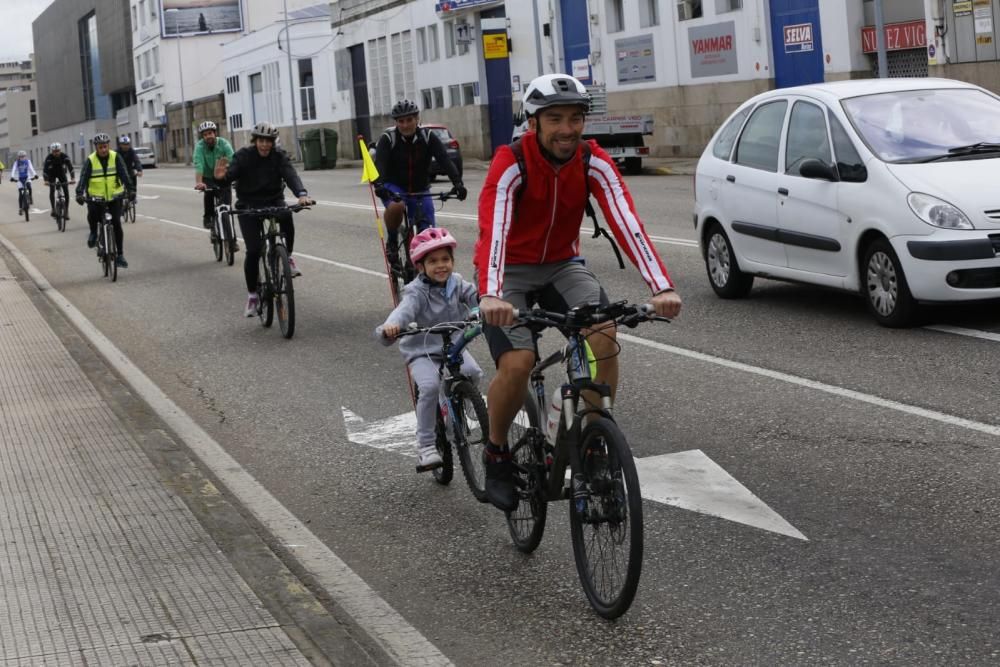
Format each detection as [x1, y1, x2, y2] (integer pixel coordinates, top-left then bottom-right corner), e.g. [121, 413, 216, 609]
[238, 208, 294, 292]
[49, 180, 69, 209]
[87, 199, 124, 256]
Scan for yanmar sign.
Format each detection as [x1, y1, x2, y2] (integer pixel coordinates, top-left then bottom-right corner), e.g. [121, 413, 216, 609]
[689, 21, 738, 78]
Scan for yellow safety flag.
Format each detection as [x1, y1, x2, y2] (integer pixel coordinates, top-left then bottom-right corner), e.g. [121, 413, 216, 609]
[359, 137, 380, 184]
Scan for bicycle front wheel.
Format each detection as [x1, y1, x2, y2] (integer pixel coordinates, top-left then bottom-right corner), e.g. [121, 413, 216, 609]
[569, 417, 643, 620]
[106, 225, 118, 283]
[257, 252, 274, 327]
[451, 381, 489, 502]
[432, 407, 454, 486]
[223, 216, 236, 266]
[212, 216, 223, 262]
[274, 245, 295, 339]
[506, 394, 548, 553]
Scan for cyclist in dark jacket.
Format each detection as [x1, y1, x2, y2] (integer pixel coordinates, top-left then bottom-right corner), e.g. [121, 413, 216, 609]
[373, 99, 466, 259]
[43, 142, 75, 219]
[214, 121, 314, 317]
[116, 135, 143, 200]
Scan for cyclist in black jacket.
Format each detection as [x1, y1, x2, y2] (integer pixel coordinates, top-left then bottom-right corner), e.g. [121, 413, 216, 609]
[373, 99, 466, 261]
[116, 135, 143, 201]
[43, 143, 75, 219]
[214, 121, 314, 317]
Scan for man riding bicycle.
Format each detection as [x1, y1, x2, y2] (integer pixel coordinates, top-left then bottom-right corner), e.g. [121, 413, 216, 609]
[193, 120, 234, 230]
[213, 121, 314, 317]
[43, 142, 75, 220]
[75, 133, 132, 268]
[372, 99, 467, 265]
[116, 135, 142, 202]
[474, 74, 683, 512]
[9, 150, 37, 203]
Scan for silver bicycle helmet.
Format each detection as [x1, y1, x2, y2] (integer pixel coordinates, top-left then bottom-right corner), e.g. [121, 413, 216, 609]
[522, 74, 590, 117]
[118, 135, 131, 145]
[198, 120, 218, 135]
[92, 133, 111, 145]
[250, 122, 279, 140]
[50, 142, 62, 152]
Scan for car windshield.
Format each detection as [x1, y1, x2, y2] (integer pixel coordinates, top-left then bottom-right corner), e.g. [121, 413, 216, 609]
[842, 88, 1000, 163]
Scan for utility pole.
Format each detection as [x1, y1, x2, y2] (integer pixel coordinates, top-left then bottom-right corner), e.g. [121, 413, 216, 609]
[874, 0, 889, 78]
[282, 0, 301, 160]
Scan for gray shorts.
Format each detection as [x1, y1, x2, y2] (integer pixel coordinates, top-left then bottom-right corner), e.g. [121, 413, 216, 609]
[479, 261, 608, 363]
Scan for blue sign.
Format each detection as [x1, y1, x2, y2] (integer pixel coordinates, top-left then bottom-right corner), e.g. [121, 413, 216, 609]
[435, 0, 497, 11]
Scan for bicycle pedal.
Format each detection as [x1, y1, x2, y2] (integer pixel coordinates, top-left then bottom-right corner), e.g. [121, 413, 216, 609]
[415, 460, 444, 473]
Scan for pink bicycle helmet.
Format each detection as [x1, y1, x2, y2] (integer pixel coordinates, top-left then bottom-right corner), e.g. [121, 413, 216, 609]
[409, 227, 457, 263]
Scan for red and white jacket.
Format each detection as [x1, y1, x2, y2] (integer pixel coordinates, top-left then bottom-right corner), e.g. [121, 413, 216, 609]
[475, 131, 674, 298]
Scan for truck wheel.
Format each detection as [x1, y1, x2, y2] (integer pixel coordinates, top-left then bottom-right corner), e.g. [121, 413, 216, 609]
[624, 157, 642, 175]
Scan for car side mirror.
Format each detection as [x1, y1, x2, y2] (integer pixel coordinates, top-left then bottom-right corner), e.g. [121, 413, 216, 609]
[799, 158, 839, 181]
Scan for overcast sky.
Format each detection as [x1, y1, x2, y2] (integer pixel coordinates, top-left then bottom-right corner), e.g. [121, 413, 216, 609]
[0, 0, 53, 62]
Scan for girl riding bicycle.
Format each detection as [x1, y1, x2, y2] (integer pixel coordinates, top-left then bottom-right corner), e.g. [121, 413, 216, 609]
[375, 228, 482, 471]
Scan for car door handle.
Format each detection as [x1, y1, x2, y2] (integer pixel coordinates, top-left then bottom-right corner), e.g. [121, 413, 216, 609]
[726, 175, 736, 183]
[778, 187, 789, 195]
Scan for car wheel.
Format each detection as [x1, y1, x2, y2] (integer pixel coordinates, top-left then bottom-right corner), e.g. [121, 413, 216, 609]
[705, 222, 753, 298]
[862, 238, 917, 327]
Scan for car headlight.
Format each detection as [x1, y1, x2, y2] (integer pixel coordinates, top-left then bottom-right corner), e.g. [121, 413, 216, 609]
[907, 192, 974, 230]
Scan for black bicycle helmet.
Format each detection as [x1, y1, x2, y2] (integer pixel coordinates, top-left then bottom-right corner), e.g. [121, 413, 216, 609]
[390, 99, 419, 119]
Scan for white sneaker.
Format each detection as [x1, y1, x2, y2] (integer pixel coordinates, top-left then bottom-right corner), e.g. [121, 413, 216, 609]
[288, 255, 302, 277]
[416, 445, 443, 472]
[244, 294, 258, 318]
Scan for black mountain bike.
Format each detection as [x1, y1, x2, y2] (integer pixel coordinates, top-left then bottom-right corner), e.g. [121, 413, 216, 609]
[52, 181, 73, 232]
[396, 316, 489, 495]
[240, 204, 308, 339]
[385, 190, 456, 303]
[123, 189, 137, 223]
[203, 186, 238, 266]
[87, 194, 124, 283]
[15, 177, 36, 221]
[504, 301, 669, 619]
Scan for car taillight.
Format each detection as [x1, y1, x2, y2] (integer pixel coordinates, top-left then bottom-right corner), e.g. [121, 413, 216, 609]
[448, 139, 459, 149]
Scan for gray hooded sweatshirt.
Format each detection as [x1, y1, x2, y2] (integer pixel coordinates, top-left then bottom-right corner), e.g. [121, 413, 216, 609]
[374, 272, 479, 363]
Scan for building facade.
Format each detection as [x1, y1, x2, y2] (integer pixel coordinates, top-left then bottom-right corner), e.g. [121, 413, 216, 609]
[0, 58, 35, 95]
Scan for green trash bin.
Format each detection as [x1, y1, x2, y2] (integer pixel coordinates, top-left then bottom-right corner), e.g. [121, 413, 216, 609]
[301, 128, 338, 170]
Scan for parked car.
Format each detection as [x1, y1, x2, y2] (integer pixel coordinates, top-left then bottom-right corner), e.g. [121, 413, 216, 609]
[694, 77, 1000, 327]
[134, 146, 156, 168]
[368, 124, 463, 182]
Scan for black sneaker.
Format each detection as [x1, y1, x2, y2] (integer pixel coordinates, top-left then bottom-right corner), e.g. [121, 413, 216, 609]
[115, 256, 128, 268]
[203, 216, 213, 229]
[87, 232, 96, 248]
[483, 450, 518, 512]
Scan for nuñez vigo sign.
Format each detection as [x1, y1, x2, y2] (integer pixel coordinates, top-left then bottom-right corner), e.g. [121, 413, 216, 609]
[861, 19, 927, 53]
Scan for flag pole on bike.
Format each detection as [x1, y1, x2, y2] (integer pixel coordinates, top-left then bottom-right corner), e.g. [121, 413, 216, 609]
[358, 134, 400, 307]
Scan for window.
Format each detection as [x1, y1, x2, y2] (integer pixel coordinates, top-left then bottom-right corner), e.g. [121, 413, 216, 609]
[229, 113, 243, 130]
[428, 24, 440, 61]
[152, 46, 159, 74]
[391, 31, 415, 103]
[785, 101, 831, 174]
[677, 0, 702, 20]
[606, 0, 625, 33]
[226, 75, 240, 94]
[448, 84, 460, 107]
[422, 88, 433, 109]
[830, 115, 866, 182]
[147, 99, 155, 121]
[132, 5, 137, 29]
[143, 51, 151, 79]
[138, 0, 146, 26]
[715, 0, 742, 12]
[734, 100, 787, 172]
[640, 0, 659, 27]
[29, 99, 35, 112]
[462, 82, 475, 105]
[713, 106, 751, 160]
[444, 21, 455, 58]
[79, 13, 97, 120]
[367, 37, 390, 115]
[298, 58, 316, 121]
[433, 87, 444, 109]
[456, 22, 470, 55]
[136, 56, 143, 79]
[417, 27, 427, 64]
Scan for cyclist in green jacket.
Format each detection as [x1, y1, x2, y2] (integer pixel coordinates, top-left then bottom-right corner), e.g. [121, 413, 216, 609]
[193, 121, 234, 229]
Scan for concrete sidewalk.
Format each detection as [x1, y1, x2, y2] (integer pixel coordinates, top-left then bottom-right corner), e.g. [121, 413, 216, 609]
[0, 249, 387, 665]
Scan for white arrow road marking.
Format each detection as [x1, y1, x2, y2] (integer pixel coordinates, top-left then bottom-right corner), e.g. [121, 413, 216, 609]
[635, 450, 807, 541]
[343, 408, 806, 539]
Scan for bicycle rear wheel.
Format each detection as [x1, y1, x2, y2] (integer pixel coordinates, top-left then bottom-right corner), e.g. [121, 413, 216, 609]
[451, 381, 489, 501]
[569, 417, 643, 620]
[257, 252, 274, 327]
[274, 244, 295, 339]
[21, 192, 29, 221]
[57, 200, 66, 232]
[506, 395, 548, 553]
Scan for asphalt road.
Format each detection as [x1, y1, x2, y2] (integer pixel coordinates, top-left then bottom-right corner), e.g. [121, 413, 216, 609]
[3, 166, 1000, 665]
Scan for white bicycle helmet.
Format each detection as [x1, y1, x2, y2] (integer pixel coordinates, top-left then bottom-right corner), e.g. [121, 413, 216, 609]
[409, 227, 457, 263]
[522, 74, 590, 117]
[250, 122, 279, 140]
[198, 120, 218, 135]
[50, 142, 62, 152]
[92, 133, 111, 145]
[17, 150, 26, 157]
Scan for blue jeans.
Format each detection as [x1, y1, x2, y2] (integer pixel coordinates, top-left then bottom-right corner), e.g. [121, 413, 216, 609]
[380, 183, 436, 238]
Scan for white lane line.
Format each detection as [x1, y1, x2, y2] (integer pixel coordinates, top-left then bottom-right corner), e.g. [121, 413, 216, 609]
[924, 324, 1000, 343]
[618, 332, 1000, 438]
[137, 211, 1000, 437]
[140, 184, 698, 247]
[0, 234, 453, 667]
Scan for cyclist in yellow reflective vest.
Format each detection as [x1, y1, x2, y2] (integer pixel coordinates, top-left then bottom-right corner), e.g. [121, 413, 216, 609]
[76, 133, 132, 268]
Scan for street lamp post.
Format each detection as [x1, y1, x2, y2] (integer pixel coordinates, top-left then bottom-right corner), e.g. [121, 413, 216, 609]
[282, 0, 301, 160]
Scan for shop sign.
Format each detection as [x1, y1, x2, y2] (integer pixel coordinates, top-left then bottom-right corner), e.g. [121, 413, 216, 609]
[861, 19, 927, 53]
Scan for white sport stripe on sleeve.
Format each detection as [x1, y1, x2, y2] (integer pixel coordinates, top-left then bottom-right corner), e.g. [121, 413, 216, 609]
[588, 156, 673, 292]
[486, 162, 522, 297]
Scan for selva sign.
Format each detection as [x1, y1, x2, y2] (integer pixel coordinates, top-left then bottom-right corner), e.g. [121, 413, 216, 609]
[784, 23, 814, 53]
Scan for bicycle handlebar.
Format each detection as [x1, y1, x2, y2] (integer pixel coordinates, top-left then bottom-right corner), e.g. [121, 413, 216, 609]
[396, 312, 481, 339]
[232, 203, 311, 217]
[387, 190, 457, 203]
[513, 301, 670, 329]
